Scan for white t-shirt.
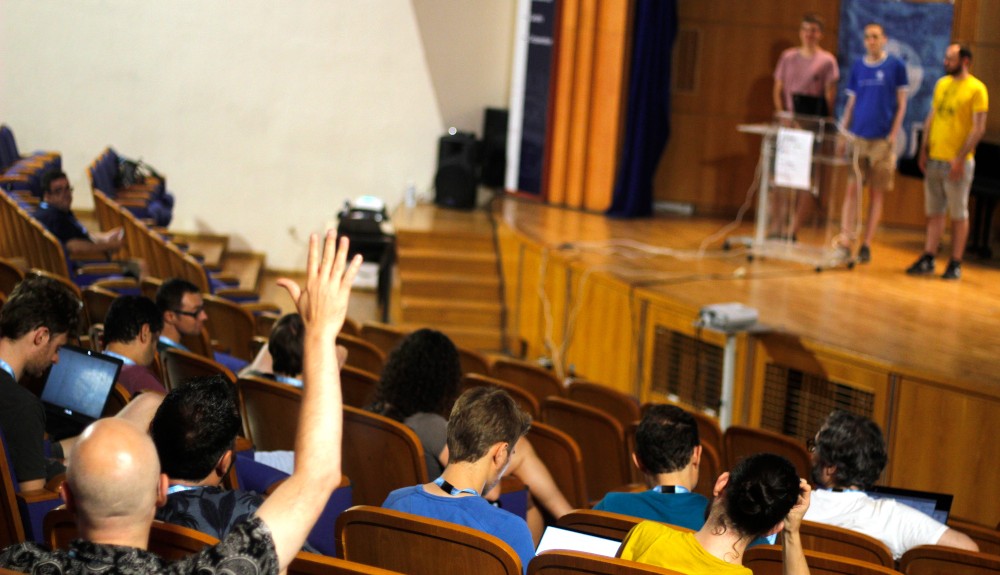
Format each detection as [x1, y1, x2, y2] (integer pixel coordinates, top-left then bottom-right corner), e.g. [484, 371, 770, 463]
[804, 489, 949, 559]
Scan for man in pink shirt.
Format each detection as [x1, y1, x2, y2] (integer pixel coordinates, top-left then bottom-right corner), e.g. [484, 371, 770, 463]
[773, 14, 840, 116]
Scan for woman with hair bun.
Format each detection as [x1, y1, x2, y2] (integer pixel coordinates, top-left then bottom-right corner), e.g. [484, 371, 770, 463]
[619, 453, 811, 575]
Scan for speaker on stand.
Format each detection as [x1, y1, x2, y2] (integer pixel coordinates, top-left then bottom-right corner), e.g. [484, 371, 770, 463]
[434, 130, 479, 210]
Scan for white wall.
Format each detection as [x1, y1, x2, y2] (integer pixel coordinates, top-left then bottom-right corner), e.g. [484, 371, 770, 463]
[0, 1, 515, 269]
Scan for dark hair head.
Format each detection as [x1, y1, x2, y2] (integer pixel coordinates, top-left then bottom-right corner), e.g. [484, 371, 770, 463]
[446, 386, 531, 463]
[150, 375, 242, 480]
[956, 43, 973, 62]
[864, 22, 885, 35]
[269, 313, 304, 377]
[813, 410, 887, 489]
[721, 453, 800, 539]
[103, 295, 163, 344]
[0, 276, 81, 340]
[802, 13, 825, 32]
[636, 404, 699, 474]
[41, 170, 68, 196]
[155, 278, 200, 314]
[370, 328, 461, 421]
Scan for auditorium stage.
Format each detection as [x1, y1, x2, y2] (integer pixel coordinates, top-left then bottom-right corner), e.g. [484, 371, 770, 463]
[495, 197, 1000, 392]
[487, 197, 998, 524]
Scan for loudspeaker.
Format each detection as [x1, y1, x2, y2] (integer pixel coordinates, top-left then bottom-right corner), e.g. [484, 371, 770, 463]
[481, 108, 508, 188]
[434, 131, 478, 210]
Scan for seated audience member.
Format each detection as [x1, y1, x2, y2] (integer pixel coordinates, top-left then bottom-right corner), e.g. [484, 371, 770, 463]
[369, 328, 572, 539]
[155, 278, 248, 372]
[35, 170, 125, 259]
[241, 312, 306, 386]
[593, 404, 708, 530]
[805, 410, 978, 558]
[383, 386, 536, 571]
[102, 294, 166, 395]
[151, 375, 264, 539]
[0, 231, 362, 574]
[619, 453, 811, 575]
[0, 275, 81, 490]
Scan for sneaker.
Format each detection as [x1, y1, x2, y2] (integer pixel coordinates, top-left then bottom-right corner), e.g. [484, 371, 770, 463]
[941, 259, 961, 280]
[857, 245, 871, 263]
[906, 253, 935, 275]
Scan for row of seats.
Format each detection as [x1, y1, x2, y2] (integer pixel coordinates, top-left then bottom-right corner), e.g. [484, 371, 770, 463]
[0, 124, 60, 198]
[88, 147, 173, 226]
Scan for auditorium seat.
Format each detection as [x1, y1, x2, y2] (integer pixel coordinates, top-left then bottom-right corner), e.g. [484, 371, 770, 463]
[722, 425, 811, 479]
[202, 293, 257, 362]
[566, 380, 640, 427]
[237, 375, 301, 451]
[541, 397, 634, 504]
[0, 431, 63, 547]
[947, 517, 1000, 555]
[340, 365, 380, 408]
[457, 345, 491, 376]
[490, 357, 564, 403]
[899, 544, 1000, 574]
[462, 373, 540, 419]
[82, 285, 119, 328]
[341, 407, 427, 506]
[744, 545, 904, 575]
[0, 258, 24, 296]
[359, 321, 409, 355]
[100, 383, 132, 418]
[528, 550, 687, 575]
[336, 505, 522, 575]
[161, 347, 236, 392]
[288, 551, 404, 575]
[525, 421, 588, 510]
[555, 509, 646, 540]
[798, 520, 894, 567]
[337, 333, 386, 376]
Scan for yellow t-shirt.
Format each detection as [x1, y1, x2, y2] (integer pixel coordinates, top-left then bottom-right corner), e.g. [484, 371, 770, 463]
[928, 74, 989, 161]
[618, 521, 752, 575]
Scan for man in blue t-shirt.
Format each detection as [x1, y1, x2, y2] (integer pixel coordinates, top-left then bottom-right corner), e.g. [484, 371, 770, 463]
[593, 404, 708, 531]
[383, 386, 536, 573]
[839, 23, 908, 263]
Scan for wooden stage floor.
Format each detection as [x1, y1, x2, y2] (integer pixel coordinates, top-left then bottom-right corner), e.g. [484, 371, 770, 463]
[496, 198, 1000, 392]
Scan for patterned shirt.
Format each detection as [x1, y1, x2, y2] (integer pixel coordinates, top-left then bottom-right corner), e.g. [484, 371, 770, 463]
[156, 485, 264, 540]
[0, 514, 278, 575]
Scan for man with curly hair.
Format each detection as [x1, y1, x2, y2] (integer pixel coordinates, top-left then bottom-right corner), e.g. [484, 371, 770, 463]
[805, 410, 977, 558]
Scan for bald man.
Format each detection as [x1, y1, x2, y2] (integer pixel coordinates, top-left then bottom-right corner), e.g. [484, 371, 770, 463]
[0, 232, 362, 574]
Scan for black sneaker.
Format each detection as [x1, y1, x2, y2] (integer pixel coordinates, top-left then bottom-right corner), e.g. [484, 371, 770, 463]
[941, 259, 961, 280]
[858, 245, 871, 263]
[906, 253, 935, 275]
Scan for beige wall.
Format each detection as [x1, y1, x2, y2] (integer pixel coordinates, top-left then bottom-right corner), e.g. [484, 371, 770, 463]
[0, 1, 516, 269]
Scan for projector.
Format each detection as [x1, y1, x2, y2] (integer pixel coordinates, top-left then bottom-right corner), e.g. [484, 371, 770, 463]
[698, 303, 758, 332]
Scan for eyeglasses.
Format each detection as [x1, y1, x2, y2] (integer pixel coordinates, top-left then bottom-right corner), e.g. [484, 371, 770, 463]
[172, 307, 204, 318]
[806, 438, 817, 453]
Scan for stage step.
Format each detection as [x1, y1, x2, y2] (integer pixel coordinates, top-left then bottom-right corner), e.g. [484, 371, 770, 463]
[396, 230, 495, 253]
[396, 323, 507, 351]
[398, 272, 500, 301]
[396, 248, 499, 277]
[399, 297, 501, 326]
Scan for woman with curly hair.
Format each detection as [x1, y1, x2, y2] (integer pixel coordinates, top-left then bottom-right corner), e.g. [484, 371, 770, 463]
[369, 328, 572, 541]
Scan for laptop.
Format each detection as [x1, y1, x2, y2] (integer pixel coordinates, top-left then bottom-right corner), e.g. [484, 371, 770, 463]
[868, 485, 953, 524]
[535, 526, 622, 558]
[41, 345, 123, 439]
[792, 93, 829, 117]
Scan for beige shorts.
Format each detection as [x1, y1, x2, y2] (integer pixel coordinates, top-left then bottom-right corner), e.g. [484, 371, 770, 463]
[851, 137, 896, 191]
[924, 158, 975, 219]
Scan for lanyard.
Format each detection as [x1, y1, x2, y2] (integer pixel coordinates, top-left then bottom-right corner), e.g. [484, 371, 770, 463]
[0, 358, 15, 382]
[434, 476, 479, 497]
[167, 484, 200, 495]
[652, 485, 690, 494]
[158, 335, 189, 351]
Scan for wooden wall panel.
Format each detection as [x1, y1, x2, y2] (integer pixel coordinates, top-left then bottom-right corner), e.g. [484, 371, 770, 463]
[889, 375, 1000, 526]
[562, 268, 636, 392]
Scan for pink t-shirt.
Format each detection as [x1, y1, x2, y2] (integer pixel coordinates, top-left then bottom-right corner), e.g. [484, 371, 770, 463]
[774, 47, 840, 111]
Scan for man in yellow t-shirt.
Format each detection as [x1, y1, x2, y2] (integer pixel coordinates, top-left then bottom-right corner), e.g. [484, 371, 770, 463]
[908, 43, 989, 280]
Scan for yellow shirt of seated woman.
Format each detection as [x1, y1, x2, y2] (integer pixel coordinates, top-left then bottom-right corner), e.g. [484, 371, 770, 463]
[618, 521, 751, 575]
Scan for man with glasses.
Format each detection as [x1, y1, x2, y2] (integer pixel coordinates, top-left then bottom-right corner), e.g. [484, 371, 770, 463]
[36, 170, 124, 258]
[155, 278, 247, 372]
[804, 410, 977, 558]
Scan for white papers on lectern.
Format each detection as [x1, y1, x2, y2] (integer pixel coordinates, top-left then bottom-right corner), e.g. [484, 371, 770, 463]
[774, 127, 814, 190]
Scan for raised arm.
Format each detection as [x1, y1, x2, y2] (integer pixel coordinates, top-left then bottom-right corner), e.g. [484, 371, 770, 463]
[255, 232, 361, 569]
[781, 479, 812, 575]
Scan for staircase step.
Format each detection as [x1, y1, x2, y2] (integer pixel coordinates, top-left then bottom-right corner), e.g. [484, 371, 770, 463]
[400, 297, 501, 327]
[397, 249, 498, 277]
[396, 230, 495, 252]
[398, 273, 500, 301]
[396, 323, 507, 352]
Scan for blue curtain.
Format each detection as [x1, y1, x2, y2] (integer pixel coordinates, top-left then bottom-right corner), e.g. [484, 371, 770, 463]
[606, 0, 677, 218]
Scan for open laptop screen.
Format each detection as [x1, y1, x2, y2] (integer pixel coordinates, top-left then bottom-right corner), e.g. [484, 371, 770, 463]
[40, 345, 123, 423]
[868, 485, 953, 524]
[535, 526, 621, 558]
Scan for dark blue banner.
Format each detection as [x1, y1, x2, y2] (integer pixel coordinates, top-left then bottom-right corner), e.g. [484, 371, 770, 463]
[516, 0, 557, 195]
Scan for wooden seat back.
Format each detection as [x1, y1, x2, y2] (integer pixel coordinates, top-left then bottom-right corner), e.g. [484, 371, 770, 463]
[555, 509, 643, 541]
[289, 551, 405, 575]
[529, 550, 687, 575]
[359, 322, 409, 355]
[490, 357, 564, 403]
[744, 545, 905, 575]
[525, 421, 588, 509]
[341, 407, 427, 506]
[237, 375, 302, 451]
[336, 505, 522, 575]
[566, 381, 641, 427]
[337, 333, 386, 376]
[160, 347, 236, 392]
[722, 424, 811, 479]
[899, 544, 1000, 574]
[799, 520, 894, 567]
[340, 365, 379, 409]
[457, 346, 491, 376]
[462, 373, 540, 419]
[202, 293, 257, 361]
[541, 397, 631, 503]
